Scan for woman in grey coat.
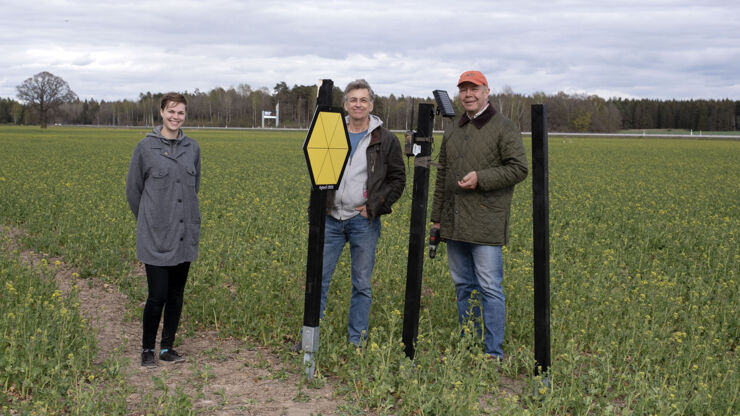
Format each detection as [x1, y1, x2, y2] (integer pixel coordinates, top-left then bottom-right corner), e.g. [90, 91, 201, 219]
[126, 92, 201, 368]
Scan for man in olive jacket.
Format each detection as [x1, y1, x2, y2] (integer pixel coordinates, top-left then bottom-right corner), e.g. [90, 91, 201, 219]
[430, 70, 528, 358]
[320, 79, 405, 345]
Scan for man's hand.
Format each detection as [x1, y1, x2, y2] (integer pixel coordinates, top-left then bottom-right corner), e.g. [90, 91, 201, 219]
[356, 205, 368, 218]
[458, 171, 478, 190]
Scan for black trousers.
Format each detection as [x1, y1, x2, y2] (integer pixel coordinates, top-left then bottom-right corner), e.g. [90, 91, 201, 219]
[142, 262, 190, 350]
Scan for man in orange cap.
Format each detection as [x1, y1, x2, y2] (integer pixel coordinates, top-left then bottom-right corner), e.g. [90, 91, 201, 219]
[430, 70, 528, 359]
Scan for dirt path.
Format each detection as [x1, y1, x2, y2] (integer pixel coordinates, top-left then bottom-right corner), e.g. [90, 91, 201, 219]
[3, 225, 342, 415]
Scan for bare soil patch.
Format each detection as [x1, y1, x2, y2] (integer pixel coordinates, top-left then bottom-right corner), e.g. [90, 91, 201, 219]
[3, 225, 342, 415]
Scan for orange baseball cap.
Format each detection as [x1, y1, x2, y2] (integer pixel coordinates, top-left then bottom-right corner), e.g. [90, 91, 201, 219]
[457, 70, 488, 87]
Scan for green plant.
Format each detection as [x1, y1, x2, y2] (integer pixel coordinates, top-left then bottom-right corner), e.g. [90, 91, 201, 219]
[1, 126, 737, 414]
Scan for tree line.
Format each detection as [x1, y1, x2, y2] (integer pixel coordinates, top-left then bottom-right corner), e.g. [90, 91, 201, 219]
[4, 72, 738, 132]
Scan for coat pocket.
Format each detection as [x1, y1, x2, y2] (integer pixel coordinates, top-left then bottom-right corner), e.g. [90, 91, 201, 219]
[189, 222, 201, 246]
[144, 202, 173, 231]
[149, 169, 170, 190]
[149, 225, 175, 253]
[185, 168, 197, 187]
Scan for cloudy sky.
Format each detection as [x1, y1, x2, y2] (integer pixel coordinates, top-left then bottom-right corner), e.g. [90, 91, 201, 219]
[1, 0, 738, 101]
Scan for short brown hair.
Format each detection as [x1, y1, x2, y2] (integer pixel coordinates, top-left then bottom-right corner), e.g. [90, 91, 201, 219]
[343, 79, 375, 103]
[160, 92, 187, 110]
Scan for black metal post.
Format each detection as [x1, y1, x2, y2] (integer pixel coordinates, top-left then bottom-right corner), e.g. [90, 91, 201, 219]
[303, 187, 327, 328]
[531, 104, 551, 377]
[302, 80, 334, 377]
[402, 103, 435, 359]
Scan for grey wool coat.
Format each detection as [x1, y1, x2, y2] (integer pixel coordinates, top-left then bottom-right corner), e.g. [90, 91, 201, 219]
[126, 127, 201, 266]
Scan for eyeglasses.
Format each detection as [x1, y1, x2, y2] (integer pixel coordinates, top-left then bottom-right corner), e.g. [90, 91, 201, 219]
[347, 97, 371, 104]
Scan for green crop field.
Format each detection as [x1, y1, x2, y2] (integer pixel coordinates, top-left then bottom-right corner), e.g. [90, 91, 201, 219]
[0, 125, 737, 415]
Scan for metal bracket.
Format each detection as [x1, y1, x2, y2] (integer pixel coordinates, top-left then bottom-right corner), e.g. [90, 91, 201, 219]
[301, 326, 320, 353]
[414, 156, 432, 168]
[301, 326, 320, 379]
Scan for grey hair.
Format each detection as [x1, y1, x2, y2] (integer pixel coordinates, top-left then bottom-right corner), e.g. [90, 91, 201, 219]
[343, 79, 376, 103]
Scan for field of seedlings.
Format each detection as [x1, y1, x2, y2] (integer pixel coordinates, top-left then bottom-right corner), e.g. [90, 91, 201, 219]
[0, 125, 737, 415]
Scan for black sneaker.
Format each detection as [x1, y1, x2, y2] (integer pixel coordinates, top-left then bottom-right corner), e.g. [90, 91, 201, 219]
[141, 349, 157, 368]
[159, 348, 185, 363]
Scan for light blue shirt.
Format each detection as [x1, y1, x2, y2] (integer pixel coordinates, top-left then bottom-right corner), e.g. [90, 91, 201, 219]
[349, 130, 367, 160]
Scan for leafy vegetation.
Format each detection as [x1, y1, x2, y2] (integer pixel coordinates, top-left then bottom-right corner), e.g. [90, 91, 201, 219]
[0, 230, 129, 414]
[0, 126, 737, 414]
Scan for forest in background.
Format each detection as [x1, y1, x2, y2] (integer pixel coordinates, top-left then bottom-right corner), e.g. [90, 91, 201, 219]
[1, 81, 738, 132]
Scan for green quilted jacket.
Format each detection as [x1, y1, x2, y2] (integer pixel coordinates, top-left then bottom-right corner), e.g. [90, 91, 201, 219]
[430, 104, 528, 245]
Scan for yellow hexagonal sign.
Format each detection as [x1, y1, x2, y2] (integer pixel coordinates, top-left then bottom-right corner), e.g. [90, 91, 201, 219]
[303, 106, 350, 190]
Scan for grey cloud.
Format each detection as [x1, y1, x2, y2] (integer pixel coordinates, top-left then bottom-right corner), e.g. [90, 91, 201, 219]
[1, 0, 738, 100]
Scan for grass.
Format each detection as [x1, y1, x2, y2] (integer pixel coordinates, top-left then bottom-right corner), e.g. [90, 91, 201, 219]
[0, 125, 737, 414]
[0, 228, 130, 414]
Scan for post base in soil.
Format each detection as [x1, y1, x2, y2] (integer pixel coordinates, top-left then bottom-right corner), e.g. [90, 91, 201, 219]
[533, 375, 551, 398]
[303, 352, 316, 379]
[302, 326, 320, 379]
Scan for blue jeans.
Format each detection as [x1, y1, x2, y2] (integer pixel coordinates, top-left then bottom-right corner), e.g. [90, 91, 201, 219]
[320, 214, 381, 344]
[447, 240, 505, 357]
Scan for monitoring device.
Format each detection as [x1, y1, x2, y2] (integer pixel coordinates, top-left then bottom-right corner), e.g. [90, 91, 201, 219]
[433, 90, 456, 118]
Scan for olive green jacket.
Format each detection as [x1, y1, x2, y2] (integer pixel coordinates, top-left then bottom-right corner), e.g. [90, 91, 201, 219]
[430, 104, 528, 245]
